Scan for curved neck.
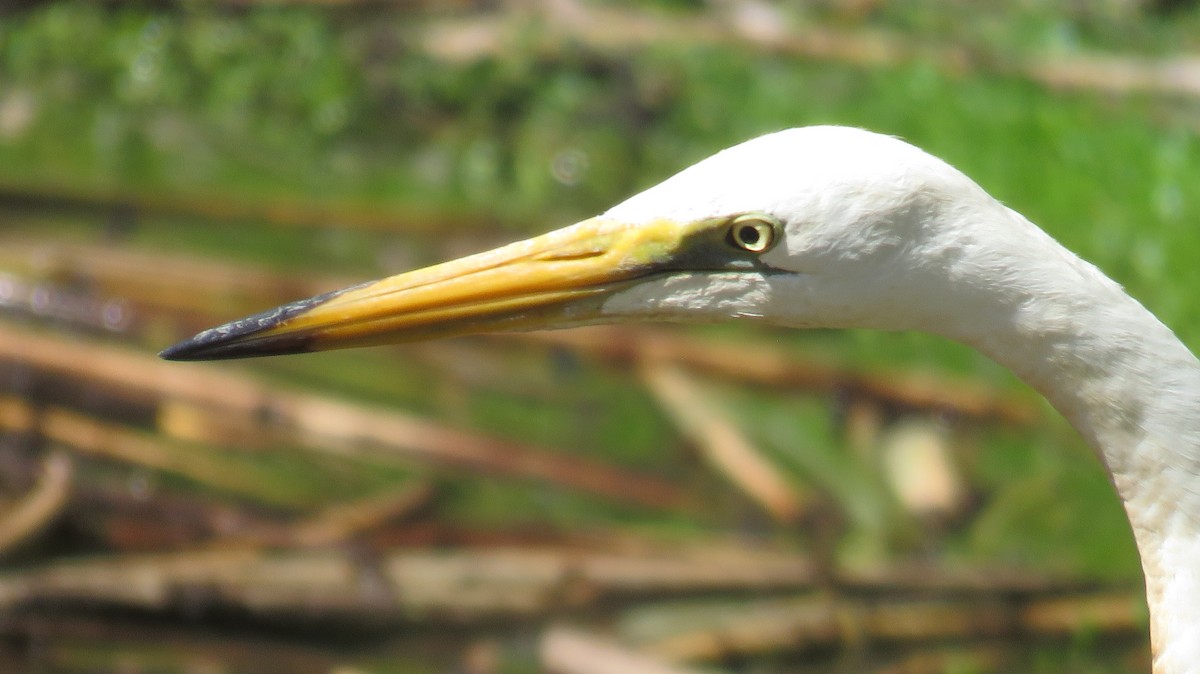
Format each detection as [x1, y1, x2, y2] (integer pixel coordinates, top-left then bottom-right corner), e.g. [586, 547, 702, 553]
[936, 210, 1200, 673]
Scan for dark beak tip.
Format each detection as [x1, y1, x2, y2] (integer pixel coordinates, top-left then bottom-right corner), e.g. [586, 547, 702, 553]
[158, 330, 320, 362]
[159, 284, 365, 362]
[156, 320, 275, 362]
[158, 342, 191, 361]
[158, 336, 225, 361]
[157, 331, 240, 362]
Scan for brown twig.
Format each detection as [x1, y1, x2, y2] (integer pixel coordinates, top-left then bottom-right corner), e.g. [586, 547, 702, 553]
[418, 1, 1200, 99]
[0, 451, 72, 558]
[0, 543, 1120, 624]
[0, 547, 816, 621]
[68, 483, 290, 551]
[513, 327, 1038, 426]
[541, 625, 706, 674]
[625, 592, 1145, 663]
[1026, 55, 1200, 98]
[640, 362, 809, 523]
[0, 397, 292, 503]
[288, 481, 435, 547]
[0, 238, 354, 319]
[0, 323, 690, 510]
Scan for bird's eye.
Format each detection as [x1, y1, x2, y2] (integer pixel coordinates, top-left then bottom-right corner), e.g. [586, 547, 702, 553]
[728, 215, 778, 253]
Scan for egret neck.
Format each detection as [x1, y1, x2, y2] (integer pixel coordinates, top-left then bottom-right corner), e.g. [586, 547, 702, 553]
[933, 205, 1200, 674]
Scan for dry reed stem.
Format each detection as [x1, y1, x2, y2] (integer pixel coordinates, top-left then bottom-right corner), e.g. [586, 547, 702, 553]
[0, 323, 689, 510]
[0, 547, 818, 619]
[515, 327, 1037, 426]
[0, 543, 1116, 624]
[420, 0, 1200, 99]
[640, 361, 808, 523]
[629, 592, 1144, 662]
[541, 625, 706, 674]
[289, 481, 435, 547]
[0, 452, 72, 558]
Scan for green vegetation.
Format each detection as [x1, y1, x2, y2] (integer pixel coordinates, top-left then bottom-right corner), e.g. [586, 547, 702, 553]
[2, 4, 1199, 333]
[1, 1, 1197, 671]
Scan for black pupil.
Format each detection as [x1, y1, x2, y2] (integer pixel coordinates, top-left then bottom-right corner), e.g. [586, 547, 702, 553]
[738, 225, 760, 246]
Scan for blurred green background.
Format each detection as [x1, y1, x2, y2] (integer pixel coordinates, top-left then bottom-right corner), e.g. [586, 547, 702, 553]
[1, 1, 1198, 672]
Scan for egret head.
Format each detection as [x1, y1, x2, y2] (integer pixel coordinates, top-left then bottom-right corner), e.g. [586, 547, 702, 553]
[161, 126, 999, 361]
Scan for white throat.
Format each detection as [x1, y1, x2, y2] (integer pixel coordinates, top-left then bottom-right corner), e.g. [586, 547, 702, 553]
[930, 207, 1200, 674]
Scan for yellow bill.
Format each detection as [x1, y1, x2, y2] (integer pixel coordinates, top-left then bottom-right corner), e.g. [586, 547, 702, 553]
[160, 213, 780, 361]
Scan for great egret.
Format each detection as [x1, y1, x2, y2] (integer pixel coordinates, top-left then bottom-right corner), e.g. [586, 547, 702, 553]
[162, 126, 1198, 672]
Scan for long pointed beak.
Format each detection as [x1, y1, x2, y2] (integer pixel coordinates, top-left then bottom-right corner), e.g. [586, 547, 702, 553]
[160, 218, 687, 361]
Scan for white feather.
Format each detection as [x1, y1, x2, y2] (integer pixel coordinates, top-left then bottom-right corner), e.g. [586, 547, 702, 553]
[602, 126, 1200, 673]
